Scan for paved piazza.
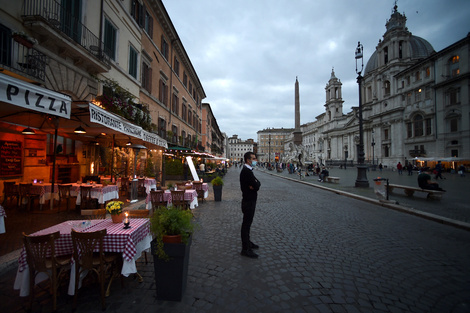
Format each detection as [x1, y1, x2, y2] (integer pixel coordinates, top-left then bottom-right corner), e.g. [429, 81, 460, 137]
[1, 168, 469, 312]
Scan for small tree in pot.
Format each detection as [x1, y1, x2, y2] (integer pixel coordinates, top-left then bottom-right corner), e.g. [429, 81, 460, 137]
[211, 176, 224, 201]
[150, 205, 195, 301]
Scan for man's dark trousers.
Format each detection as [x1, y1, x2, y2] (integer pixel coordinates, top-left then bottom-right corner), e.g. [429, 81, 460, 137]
[241, 199, 256, 250]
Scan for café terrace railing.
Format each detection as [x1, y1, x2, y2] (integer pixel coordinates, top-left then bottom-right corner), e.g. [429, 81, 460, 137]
[22, 0, 111, 66]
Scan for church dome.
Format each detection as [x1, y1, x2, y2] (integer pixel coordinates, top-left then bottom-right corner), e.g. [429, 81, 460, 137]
[364, 5, 435, 75]
[365, 36, 434, 74]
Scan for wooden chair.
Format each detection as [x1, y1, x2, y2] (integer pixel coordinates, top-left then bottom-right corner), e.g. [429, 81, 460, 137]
[126, 209, 150, 218]
[170, 190, 187, 210]
[81, 208, 107, 219]
[192, 181, 205, 204]
[150, 190, 166, 211]
[71, 229, 121, 311]
[58, 184, 72, 211]
[22, 231, 71, 312]
[175, 182, 188, 190]
[119, 177, 130, 197]
[3, 181, 19, 208]
[18, 183, 40, 211]
[80, 185, 98, 210]
[137, 178, 146, 197]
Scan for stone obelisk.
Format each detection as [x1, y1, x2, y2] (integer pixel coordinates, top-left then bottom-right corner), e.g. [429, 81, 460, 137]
[293, 77, 302, 145]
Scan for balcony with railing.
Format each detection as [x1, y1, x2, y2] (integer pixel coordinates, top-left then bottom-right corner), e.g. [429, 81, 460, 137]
[409, 149, 426, 157]
[0, 32, 46, 81]
[21, 0, 110, 73]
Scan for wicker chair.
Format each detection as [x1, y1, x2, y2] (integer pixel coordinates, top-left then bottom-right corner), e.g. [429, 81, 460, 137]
[192, 181, 205, 203]
[71, 229, 121, 310]
[3, 181, 19, 208]
[22, 231, 71, 312]
[170, 190, 187, 210]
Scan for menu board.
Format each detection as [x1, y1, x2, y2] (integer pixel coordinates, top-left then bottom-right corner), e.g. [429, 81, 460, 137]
[0, 141, 22, 176]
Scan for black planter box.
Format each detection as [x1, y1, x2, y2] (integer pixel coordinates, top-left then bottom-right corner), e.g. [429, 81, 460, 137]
[151, 236, 192, 301]
[213, 185, 222, 201]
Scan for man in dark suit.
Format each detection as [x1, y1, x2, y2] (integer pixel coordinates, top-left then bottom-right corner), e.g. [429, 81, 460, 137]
[239, 152, 261, 258]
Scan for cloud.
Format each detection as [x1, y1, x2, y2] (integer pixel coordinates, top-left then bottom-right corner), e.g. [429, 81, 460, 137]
[163, 0, 470, 141]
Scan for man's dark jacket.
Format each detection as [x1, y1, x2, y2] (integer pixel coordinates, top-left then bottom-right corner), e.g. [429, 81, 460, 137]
[240, 165, 261, 201]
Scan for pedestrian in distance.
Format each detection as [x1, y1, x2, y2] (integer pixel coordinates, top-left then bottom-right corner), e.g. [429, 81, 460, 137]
[318, 167, 329, 182]
[458, 164, 465, 177]
[239, 152, 261, 258]
[378, 163, 383, 172]
[434, 161, 445, 180]
[397, 162, 403, 175]
[418, 169, 445, 191]
[407, 163, 413, 176]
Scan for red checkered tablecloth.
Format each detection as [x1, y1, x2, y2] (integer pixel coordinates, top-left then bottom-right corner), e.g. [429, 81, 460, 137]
[17, 218, 150, 271]
[30, 183, 59, 197]
[85, 218, 150, 261]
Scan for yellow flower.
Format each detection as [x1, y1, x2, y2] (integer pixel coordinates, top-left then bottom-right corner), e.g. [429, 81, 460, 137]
[106, 201, 123, 215]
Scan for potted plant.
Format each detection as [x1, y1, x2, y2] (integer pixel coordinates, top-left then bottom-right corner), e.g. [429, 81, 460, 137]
[211, 176, 224, 201]
[150, 205, 195, 301]
[106, 200, 124, 223]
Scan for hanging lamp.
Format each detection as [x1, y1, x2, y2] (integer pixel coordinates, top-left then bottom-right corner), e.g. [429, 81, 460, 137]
[22, 127, 35, 135]
[74, 125, 86, 134]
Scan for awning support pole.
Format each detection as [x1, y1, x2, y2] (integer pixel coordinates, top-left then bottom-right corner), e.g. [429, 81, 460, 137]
[51, 117, 59, 211]
[111, 134, 115, 182]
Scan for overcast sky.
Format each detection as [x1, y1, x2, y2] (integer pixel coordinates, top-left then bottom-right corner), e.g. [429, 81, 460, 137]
[162, 0, 470, 141]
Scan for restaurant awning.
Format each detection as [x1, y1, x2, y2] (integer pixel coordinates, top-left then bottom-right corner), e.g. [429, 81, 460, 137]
[415, 157, 469, 162]
[0, 73, 71, 119]
[0, 76, 167, 150]
[89, 104, 167, 149]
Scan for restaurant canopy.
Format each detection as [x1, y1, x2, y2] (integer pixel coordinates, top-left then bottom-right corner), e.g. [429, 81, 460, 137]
[0, 74, 167, 150]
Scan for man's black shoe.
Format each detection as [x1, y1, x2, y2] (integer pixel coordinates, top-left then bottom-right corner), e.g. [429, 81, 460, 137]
[250, 242, 259, 249]
[240, 249, 258, 258]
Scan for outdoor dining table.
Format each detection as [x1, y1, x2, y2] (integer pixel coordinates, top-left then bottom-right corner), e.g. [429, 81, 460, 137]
[187, 182, 209, 198]
[69, 183, 119, 205]
[145, 189, 199, 210]
[28, 183, 59, 209]
[117, 177, 156, 195]
[14, 218, 151, 296]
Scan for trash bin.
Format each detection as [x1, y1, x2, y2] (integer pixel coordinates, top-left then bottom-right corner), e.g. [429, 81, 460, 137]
[373, 177, 389, 200]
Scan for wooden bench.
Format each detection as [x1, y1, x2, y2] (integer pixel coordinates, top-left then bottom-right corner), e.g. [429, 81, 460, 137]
[325, 176, 340, 183]
[387, 184, 444, 200]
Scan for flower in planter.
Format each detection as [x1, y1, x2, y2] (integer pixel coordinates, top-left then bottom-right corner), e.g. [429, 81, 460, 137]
[106, 200, 124, 215]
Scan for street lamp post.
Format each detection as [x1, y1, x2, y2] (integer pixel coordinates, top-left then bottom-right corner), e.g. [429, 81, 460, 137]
[371, 130, 376, 171]
[354, 41, 369, 188]
[268, 133, 271, 167]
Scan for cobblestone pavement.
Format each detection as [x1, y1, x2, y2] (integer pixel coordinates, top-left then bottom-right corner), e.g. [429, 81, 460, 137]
[263, 166, 470, 225]
[1, 168, 470, 312]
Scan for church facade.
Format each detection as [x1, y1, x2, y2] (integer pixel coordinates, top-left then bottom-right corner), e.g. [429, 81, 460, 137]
[283, 6, 469, 170]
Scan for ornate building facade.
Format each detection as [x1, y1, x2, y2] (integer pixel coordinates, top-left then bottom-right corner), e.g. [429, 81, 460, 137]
[283, 5, 469, 169]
